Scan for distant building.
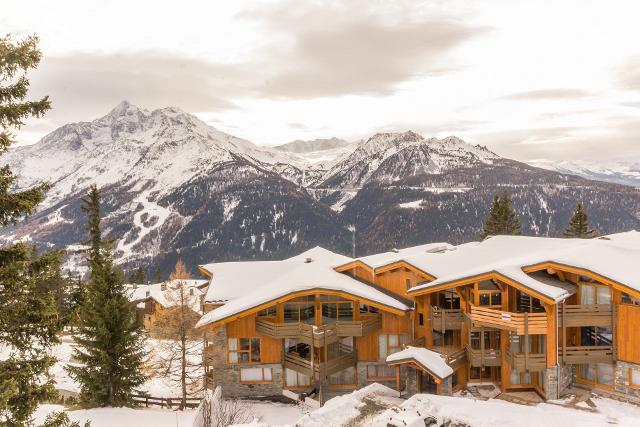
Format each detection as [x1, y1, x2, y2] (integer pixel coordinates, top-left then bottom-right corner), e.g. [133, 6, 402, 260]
[195, 232, 640, 405]
[126, 279, 208, 334]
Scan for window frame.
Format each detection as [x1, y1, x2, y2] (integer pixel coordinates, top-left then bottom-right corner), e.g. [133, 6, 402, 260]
[378, 333, 408, 359]
[630, 367, 640, 389]
[239, 367, 273, 384]
[228, 337, 261, 364]
[366, 364, 397, 381]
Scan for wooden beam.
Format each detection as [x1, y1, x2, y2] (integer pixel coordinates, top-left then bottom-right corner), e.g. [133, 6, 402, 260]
[545, 304, 557, 367]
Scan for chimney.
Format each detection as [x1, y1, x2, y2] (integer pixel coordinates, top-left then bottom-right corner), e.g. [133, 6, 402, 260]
[145, 290, 150, 297]
[161, 283, 167, 291]
[305, 257, 313, 263]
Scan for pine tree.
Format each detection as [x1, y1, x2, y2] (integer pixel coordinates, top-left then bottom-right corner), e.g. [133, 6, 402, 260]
[153, 266, 163, 283]
[564, 202, 595, 238]
[67, 185, 146, 407]
[0, 34, 81, 426]
[480, 192, 522, 239]
[148, 260, 203, 409]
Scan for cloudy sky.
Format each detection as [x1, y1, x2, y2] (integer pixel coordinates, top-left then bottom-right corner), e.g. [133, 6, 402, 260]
[3, 0, 640, 161]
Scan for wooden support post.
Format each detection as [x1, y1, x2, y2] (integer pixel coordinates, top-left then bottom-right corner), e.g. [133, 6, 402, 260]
[480, 326, 485, 368]
[310, 342, 315, 381]
[425, 302, 434, 347]
[562, 302, 566, 364]
[612, 303, 617, 361]
[545, 304, 557, 367]
[524, 312, 529, 372]
[396, 365, 401, 395]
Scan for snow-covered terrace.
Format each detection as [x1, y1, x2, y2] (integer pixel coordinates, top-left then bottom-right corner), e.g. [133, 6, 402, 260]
[196, 247, 413, 328]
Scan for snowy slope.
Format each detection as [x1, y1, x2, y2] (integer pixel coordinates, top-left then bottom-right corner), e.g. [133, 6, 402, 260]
[528, 159, 640, 188]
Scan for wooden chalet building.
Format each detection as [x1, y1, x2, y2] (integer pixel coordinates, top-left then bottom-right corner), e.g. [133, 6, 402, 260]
[127, 279, 208, 334]
[195, 232, 640, 404]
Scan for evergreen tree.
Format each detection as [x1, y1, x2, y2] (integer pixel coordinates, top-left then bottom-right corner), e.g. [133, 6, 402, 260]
[67, 185, 146, 407]
[0, 34, 83, 426]
[480, 192, 522, 239]
[153, 266, 163, 283]
[564, 202, 595, 238]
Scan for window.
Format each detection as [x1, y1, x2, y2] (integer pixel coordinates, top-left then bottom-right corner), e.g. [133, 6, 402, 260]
[367, 364, 396, 381]
[469, 367, 491, 380]
[406, 278, 412, 290]
[285, 368, 310, 388]
[439, 292, 460, 309]
[622, 293, 640, 305]
[321, 297, 354, 322]
[329, 366, 356, 385]
[418, 313, 424, 326]
[630, 368, 640, 388]
[228, 338, 260, 363]
[378, 333, 408, 359]
[240, 367, 272, 383]
[360, 304, 379, 314]
[434, 330, 459, 347]
[581, 284, 611, 305]
[257, 306, 276, 317]
[284, 296, 315, 324]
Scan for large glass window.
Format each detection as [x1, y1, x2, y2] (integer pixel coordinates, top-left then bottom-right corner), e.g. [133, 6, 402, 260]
[321, 296, 353, 323]
[285, 368, 310, 388]
[228, 338, 260, 363]
[367, 364, 396, 381]
[581, 284, 611, 305]
[240, 367, 273, 383]
[284, 296, 315, 324]
[257, 306, 276, 317]
[439, 291, 460, 309]
[329, 366, 356, 385]
[378, 333, 408, 359]
[630, 367, 640, 388]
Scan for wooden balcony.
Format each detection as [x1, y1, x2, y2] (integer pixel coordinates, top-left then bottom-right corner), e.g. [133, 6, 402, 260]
[558, 304, 613, 328]
[255, 314, 382, 347]
[505, 348, 547, 372]
[430, 307, 464, 331]
[465, 345, 501, 367]
[469, 306, 547, 335]
[559, 346, 613, 364]
[284, 350, 356, 378]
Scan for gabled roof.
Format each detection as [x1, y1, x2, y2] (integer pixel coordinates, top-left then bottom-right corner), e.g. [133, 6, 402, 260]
[386, 346, 453, 381]
[337, 242, 454, 273]
[407, 231, 640, 301]
[126, 279, 207, 312]
[195, 247, 413, 328]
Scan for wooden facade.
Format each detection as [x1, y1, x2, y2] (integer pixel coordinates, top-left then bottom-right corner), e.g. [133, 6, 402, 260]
[200, 248, 640, 403]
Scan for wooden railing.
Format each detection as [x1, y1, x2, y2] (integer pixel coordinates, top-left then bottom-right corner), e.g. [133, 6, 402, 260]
[469, 306, 547, 335]
[256, 314, 381, 346]
[443, 347, 467, 370]
[430, 307, 464, 331]
[465, 345, 501, 367]
[132, 394, 201, 409]
[558, 304, 613, 327]
[505, 348, 547, 372]
[284, 350, 356, 378]
[559, 346, 613, 364]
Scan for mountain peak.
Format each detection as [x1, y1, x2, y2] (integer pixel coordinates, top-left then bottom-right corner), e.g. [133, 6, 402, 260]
[102, 100, 146, 121]
[365, 131, 424, 145]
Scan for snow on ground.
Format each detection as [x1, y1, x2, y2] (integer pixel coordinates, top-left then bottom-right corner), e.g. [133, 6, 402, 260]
[35, 404, 197, 427]
[398, 199, 424, 209]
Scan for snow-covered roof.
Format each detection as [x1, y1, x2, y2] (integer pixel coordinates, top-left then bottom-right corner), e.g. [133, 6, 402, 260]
[126, 279, 207, 312]
[386, 346, 453, 380]
[196, 247, 413, 328]
[347, 242, 455, 271]
[407, 231, 640, 302]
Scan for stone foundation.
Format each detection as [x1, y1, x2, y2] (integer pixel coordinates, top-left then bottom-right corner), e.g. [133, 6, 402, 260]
[440, 375, 453, 396]
[204, 325, 284, 398]
[356, 361, 397, 391]
[614, 361, 640, 403]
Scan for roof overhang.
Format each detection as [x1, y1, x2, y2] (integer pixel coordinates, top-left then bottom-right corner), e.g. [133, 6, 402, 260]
[407, 270, 558, 305]
[197, 287, 410, 329]
[522, 261, 640, 299]
[386, 357, 448, 382]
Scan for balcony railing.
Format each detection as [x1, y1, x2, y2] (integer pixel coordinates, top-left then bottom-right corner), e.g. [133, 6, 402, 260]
[284, 350, 356, 378]
[469, 306, 547, 335]
[430, 307, 464, 331]
[505, 348, 547, 372]
[465, 345, 501, 367]
[558, 304, 613, 328]
[256, 313, 381, 346]
[559, 346, 613, 364]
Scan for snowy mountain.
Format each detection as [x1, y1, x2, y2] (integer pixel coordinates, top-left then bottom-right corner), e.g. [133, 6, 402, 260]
[274, 137, 349, 154]
[3, 102, 640, 276]
[528, 159, 640, 188]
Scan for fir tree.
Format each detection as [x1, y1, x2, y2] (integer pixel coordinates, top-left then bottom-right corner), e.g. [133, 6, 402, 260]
[0, 34, 82, 426]
[153, 266, 163, 283]
[564, 202, 595, 238]
[480, 192, 522, 239]
[67, 185, 146, 407]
